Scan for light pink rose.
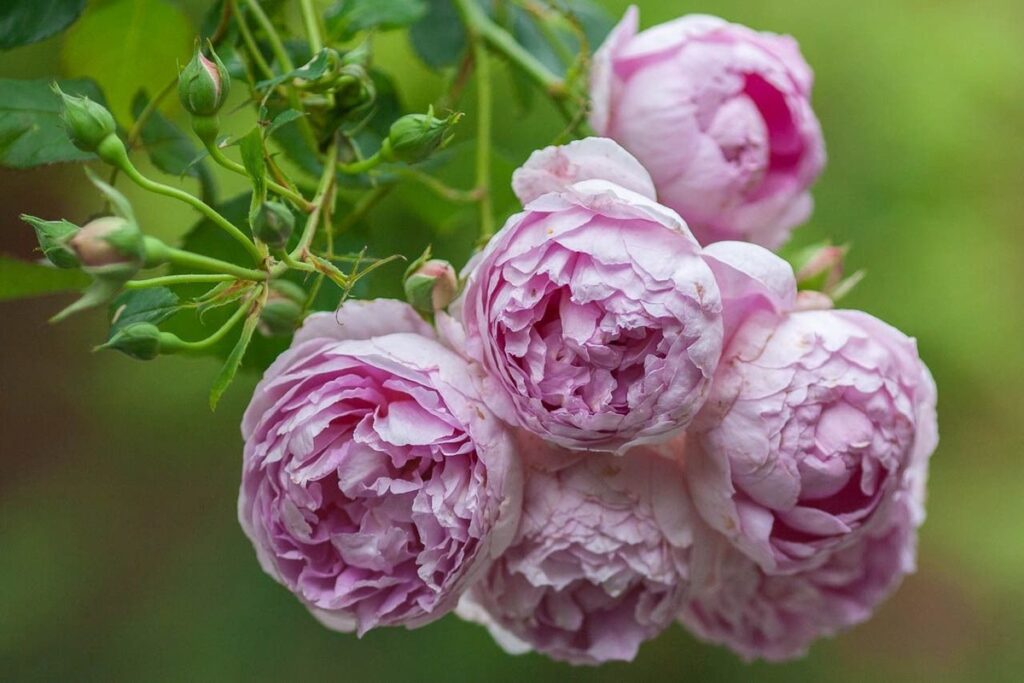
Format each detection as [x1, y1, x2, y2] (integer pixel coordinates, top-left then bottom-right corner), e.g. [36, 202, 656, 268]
[458, 175, 723, 453]
[680, 492, 920, 661]
[686, 309, 938, 574]
[239, 299, 523, 635]
[458, 437, 696, 665]
[590, 7, 826, 248]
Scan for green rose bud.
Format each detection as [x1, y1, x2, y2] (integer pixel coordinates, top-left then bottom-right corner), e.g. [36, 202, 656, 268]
[21, 215, 80, 269]
[259, 280, 306, 337]
[404, 259, 458, 313]
[179, 40, 231, 117]
[52, 84, 117, 153]
[382, 108, 461, 164]
[333, 64, 375, 116]
[251, 201, 295, 248]
[98, 322, 163, 360]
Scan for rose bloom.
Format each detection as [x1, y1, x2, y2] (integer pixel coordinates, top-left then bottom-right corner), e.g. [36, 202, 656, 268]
[239, 299, 523, 634]
[458, 436, 696, 665]
[590, 7, 826, 248]
[457, 141, 723, 452]
[686, 308, 938, 574]
[680, 490, 921, 661]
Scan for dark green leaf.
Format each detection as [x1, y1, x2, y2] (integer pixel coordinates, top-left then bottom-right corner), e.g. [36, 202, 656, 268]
[108, 288, 181, 338]
[255, 48, 334, 91]
[130, 91, 216, 204]
[209, 311, 259, 410]
[266, 109, 305, 137]
[409, 0, 466, 69]
[0, 256, 89, 301]
[325, 0, 427, 42]
[0, 78, 106, 168]
[0, 0, 86, 50]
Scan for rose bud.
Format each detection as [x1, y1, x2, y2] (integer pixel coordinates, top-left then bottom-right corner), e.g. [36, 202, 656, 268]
[680, 492, 922, 661]
[685, 308, 938, 574]
[21, 215, 81, 269]
[178, 40, 231, 117]
[52, 84, 118, 153]
[456, 154, 723, 453]
[381, 108, 461, 164]
[590, 8, 826, 248]
[96, 322, 164, 360]
[68, 216, 145, 276]
[258, 280, 306, 337]
[404, 259, 458, 313]
[457, 437, 696, 666]
[239, 299, 523, 635]
[250, 201, 295, 248]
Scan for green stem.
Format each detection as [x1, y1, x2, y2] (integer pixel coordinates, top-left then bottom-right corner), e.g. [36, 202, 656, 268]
[124, 274, 235, 290]
[337, 151, 383, 175]
[242, 0, 294, 72]
[155, 242, 267, 280]
[299, 0, 323, 53]
[204, 142, 313, 211]
[163, 297, 253, 353]
[117, 159, 263, 263]
[454, 0, 566, 99]
[395, 167, 480, 203]
[230, 0, 274, 79]
[294, 142, 338, 255]
[472, 40, 494, 237]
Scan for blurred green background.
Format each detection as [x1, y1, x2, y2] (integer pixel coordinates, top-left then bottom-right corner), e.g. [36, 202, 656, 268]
[2, 0, 1023, 680]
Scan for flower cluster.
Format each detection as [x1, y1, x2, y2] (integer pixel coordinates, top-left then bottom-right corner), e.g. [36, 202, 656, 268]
[238, 7, 937, 667]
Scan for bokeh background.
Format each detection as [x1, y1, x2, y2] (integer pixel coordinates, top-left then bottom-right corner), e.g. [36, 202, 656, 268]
[2, 0, 1023, 680]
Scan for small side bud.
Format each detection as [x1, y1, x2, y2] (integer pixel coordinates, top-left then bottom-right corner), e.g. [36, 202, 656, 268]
[259, 280, 306, 337]
[382, 108, 461, 164]
[179, 40, 231, 117]
[22, 215, 80, 269]
[251, 201, 295, 248]
[405, 259, 458, 313]
[69, 216, 145, 276]
[52, 83, 117, 153]
[790, 242, 865, 303]
[97, 322, 163, 360]
[333, 64, 376, 116]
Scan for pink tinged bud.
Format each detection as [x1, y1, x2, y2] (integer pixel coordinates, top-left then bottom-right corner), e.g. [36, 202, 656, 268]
[405, 259, 458, 313]
[69, 217, 133, 268]
[199, 54, 222, 100]
[589, 8, 826, 248]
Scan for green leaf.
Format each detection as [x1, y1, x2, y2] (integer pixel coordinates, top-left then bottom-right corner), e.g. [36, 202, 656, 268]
[108, 288, 181, 338]
[563, 0, 615, 49]
[325, 0, 427, 42]
[0, 256, 89, 301]
[130, 91, 216, 204]
[61, 0, 193, 124]
[254, 48, 334, 91]
[410, 0, 466, 69]
[209, 311, 258, 410]
[266, 109, 305, 137]
[0, 0, 86, 50]
[0, 78, 107, 168]
[238, 128, 267, 199]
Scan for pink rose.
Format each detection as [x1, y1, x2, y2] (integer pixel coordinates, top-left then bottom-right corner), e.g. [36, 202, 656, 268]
[590, 7, 826, 248]
[686, 308, 938, 574]
[459, 156, 724, 452]
[459, 437, 695, 665]
[680, 493, 920, 661]
[239, 299, 523, 635]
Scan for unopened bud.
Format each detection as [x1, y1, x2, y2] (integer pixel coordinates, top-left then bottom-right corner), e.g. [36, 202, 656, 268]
[69, 216, 144, 276]
[382, 108, 461, 164]
[405, 259, 458, 313]
[52, 84, 117, 153]
[22, 215, 80, 269]
[793, 243, 846, 292]
[259, 280, 306, 337]
[251, 201, 295, 247]
[98, 322, 163, 360]
[179, 40, 231, 117]
[333, 64, 375, 116]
